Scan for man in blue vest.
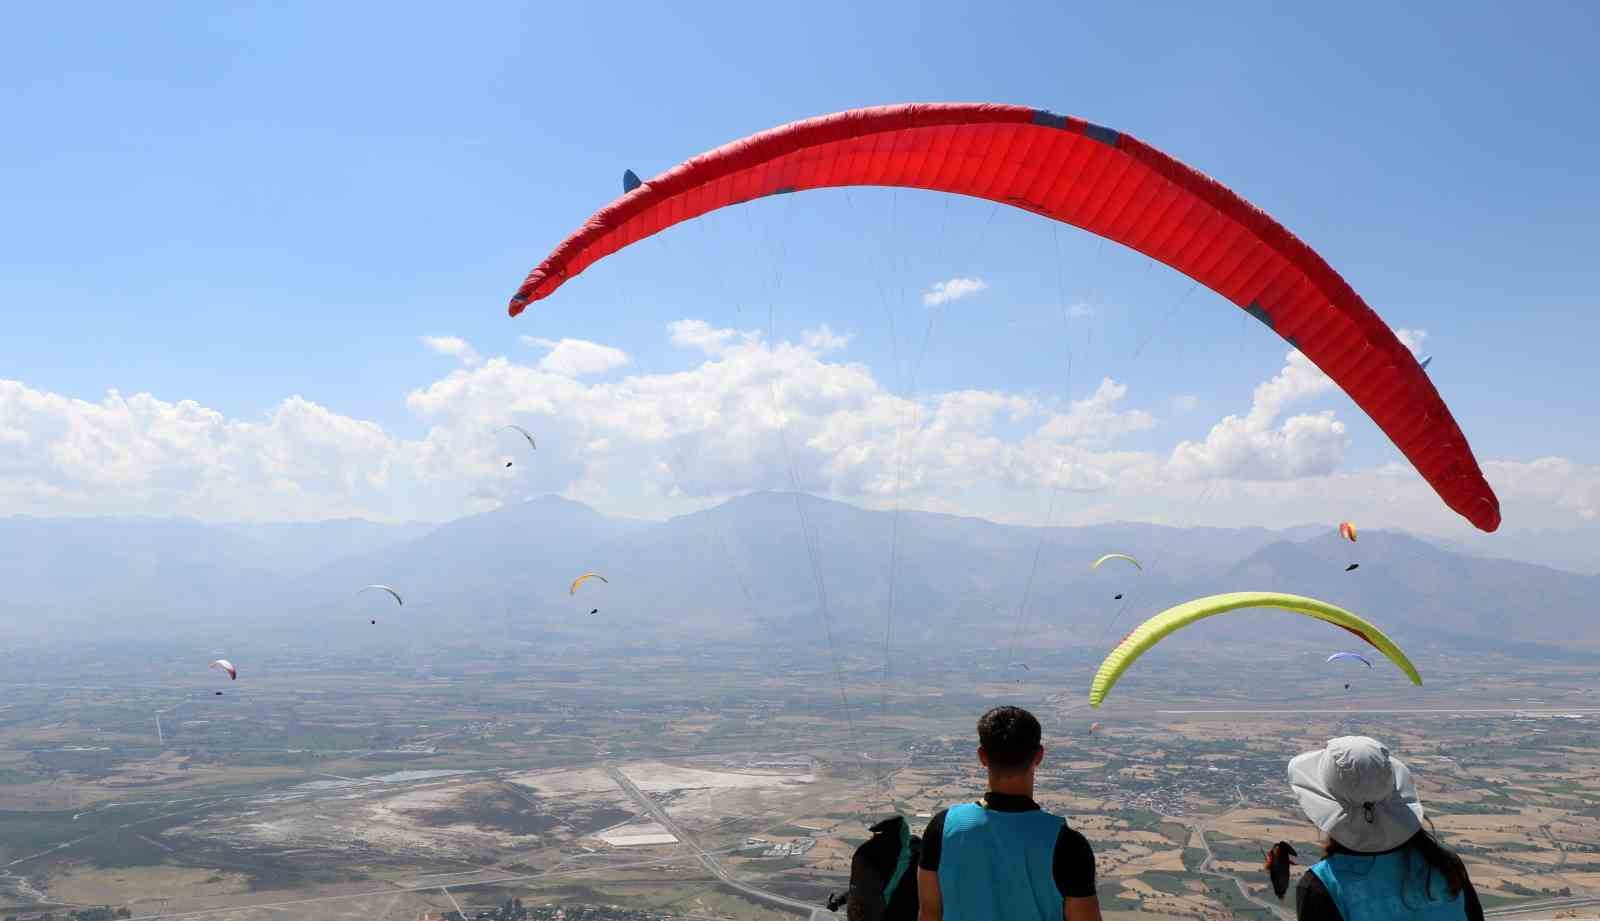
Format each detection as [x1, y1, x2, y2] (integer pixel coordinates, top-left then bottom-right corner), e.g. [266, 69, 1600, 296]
[916, 706, 1101, 921]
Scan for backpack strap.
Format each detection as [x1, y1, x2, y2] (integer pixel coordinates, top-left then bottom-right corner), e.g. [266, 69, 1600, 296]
[882, 817, 912, 905]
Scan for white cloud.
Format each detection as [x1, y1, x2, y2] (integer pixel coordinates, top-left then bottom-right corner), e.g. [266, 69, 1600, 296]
[421, 336, 481, 367]
[1395, 328, 1428, 356]
[923, 277, 988, 306]
[0, 381, 399, 521]
[1034, 379, 1156, 444]
[1485, 457, 1600, 521]
[522, 336, 630, 377]
[668, 319, 746, 355]
[802, 324, 851, 353]
[1167, 348, 1348, 480]
[5, 322, 1596, 568]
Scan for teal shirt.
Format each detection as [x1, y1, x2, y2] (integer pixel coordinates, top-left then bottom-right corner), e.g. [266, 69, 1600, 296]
[935, 800, 1068, 921]
[1310, 850, 1469, 921]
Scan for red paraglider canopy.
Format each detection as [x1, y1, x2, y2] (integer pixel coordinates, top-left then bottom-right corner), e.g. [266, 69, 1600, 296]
[509, 103, 1500, 533]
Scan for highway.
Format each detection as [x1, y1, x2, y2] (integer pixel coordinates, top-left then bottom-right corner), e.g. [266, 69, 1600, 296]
[1187, 817, 1291, 920]
[1486, 895, 1600, 918]
[605, 763, 837, 921]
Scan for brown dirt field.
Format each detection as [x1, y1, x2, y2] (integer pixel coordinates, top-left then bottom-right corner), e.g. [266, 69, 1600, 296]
[46, 864, 250, 906]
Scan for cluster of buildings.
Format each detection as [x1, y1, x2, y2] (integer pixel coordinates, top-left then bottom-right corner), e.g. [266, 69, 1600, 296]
[742, 835, 817, 858]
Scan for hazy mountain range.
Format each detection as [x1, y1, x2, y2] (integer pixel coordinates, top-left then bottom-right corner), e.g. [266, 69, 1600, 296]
[1, 493, 1595, 658]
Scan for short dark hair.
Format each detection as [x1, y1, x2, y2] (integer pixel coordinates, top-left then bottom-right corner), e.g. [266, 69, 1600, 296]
[978, 706, 1042, 771]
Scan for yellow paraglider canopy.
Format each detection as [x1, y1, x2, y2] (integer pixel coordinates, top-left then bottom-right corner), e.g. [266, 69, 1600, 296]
[569, 572, 609, 595]
[1089, 591, 1420, 707]
[1091, 553, 1142, 571]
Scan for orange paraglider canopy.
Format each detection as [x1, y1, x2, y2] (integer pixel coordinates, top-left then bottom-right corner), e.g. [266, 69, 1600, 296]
[509, 103, 1499, 533]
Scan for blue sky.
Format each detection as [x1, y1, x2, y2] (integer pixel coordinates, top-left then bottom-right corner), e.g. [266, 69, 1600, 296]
[1, 2, 1596, 549]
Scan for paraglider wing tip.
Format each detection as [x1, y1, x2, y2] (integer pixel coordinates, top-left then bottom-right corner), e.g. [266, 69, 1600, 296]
[1477, 497, 1502, 532]
[623, 169, 643, 193]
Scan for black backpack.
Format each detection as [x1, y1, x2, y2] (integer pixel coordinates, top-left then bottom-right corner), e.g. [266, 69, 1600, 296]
[830, 815, 920, 920]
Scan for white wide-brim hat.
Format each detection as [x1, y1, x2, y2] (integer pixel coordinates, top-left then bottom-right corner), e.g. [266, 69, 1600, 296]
[1288, 735, 1423, 852]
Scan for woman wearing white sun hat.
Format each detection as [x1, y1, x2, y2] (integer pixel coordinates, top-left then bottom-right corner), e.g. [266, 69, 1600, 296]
[1287, 736, 1483, 921]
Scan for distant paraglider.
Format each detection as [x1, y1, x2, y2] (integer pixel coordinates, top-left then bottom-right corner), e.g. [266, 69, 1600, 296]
[1088, 591, 1421, 707]
[1091, 553, 1142, 572]
[360, 584, 403, 624]
[496, 425, 536, 471]
[1326, 652, 1374, 669]
[361, 584, 403, 605]
[1095, 554, 1139, 614]
[1339, 522, 1360, 571]
[1329, 651, 1372, 690]
[211, 658, 235, 693]
[570, 572, 608, 595]
[498, 425, 537, 452]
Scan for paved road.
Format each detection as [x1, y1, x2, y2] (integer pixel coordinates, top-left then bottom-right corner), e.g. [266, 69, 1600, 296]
[604, 763, 836, 921]
[1188, 818, 1290, 920]
[1486, 895, 1600, 918]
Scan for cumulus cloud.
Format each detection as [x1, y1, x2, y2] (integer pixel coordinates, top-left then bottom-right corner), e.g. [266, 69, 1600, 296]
[1167, 348, 1348, 480]
[5, 320, 1595, 566]
[923, 277, 988, 306]
[398, 319, 1166, 512]
[0, 380, 398, 521]
[1486, 457, 1600, 521]
[421, 336, 481, 367]
[1034, 379, 1155, 444]
[802, 324, 851, 353]
[522, 336, 630, 377]
[668, 319, 747, 355]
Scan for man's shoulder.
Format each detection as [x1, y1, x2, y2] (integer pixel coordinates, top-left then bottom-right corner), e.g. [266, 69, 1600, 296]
[1055, 822, 1091, 850]
[938, 801, 986, 828]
